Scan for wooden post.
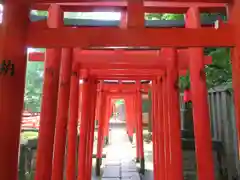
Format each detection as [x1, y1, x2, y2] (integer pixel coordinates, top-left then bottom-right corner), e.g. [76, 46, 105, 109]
[153, 78, 166, 180]
[162, 75, 171, 180]
[96, 85, 105, 176]
[85, 78, 98, 180]
[125, 99, 130, 135]
[186, 7, 215, 180]
[125, 98, 134, 142]
[134, 94, 140, 162]
[104, 96, 111, 144]
[52, 49, 73, 180]
[229, 0, 240, 157]
[151, 80, 158, 180]
[147, 92, 152, 133]
[157, 77, 166, 180]
[0, 3, 30, 180]
[78, 74, 91, 180]
[136, 81, 145, 174]
[35, 5, 63, 180]
[164, 48, 183, 180]
[128, 98, 135, 141]
[66, 62, 80, 180]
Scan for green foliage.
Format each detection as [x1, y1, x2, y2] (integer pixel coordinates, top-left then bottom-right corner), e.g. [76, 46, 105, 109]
[179, 71, 190, 91]
[24, 61, 44, 112]
[31, 10, 48, 16]
[146, 13, 184, 20]
[205, 48, 232, 88]
[115, 99, 124, 105]
[142, 99, 149, 113]
[179, 48, 232, 90]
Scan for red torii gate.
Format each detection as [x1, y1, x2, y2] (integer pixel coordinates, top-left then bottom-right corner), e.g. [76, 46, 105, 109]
[51, 49, 195, 180]
[32, 2, 226, 13]
[29, 50, 212, 70]
[100, 83, 150, 93]
[101, 89, 145, 171]
[1, 1, 240, 180]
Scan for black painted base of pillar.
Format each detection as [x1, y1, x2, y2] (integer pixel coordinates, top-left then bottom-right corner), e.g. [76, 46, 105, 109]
[104, 136, 109, 145]
[136, 157, 140, 163]
[128, 135, 133, 143]
[139, 158, 145, 175]
[95, 158, 102, 176]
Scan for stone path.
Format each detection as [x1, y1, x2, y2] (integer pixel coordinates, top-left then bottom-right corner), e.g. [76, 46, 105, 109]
[101, 124, 141, 180]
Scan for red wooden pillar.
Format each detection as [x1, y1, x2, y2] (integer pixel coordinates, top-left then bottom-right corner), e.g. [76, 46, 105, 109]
[125, 97, 134, 142]
[186, 7, 215, 180]
[151, 80, 158, 180]
[125, 99, 130, 130]
[128, 99, 135, 140]
[229, 1, 240, 157]
[96, 84, 105, 176]
[103, 94, 111, 143]
[85, 78, 98, 180]
[0, 3, 29, 180]
[104, 96, 111, 144]
[130, 96, 136, 135]
[65, 61, 80, 180]
[136, 81, 145, 174]
[95, 84, 102, 125]
[35, 5, 63, 180]
[153, 78, 166, 180]
[162, 75, 170, 180]
[125, 99, 130, 132]
[157, 77, 166, 180]
[164, 48, 183, 180]
[133, 94, 140, 162]
[78, 74, 92, 180]
[52, 49, 73, 180]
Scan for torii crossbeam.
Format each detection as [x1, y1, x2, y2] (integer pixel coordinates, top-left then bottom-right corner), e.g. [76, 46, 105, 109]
[1, 1, 240, 180]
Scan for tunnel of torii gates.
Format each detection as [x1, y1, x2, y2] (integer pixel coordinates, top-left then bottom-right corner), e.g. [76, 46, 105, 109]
[1, 1, 240, 180]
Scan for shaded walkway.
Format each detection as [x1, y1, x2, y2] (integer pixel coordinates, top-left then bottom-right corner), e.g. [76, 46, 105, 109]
[101, 123, 141, 180]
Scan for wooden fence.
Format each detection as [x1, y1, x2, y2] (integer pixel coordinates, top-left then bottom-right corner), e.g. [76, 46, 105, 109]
[179, 88, 239, 180]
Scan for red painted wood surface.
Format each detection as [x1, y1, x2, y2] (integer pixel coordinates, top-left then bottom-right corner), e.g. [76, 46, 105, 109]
[125, 97, 134, 137]
[136, 82, 144, 160]
[52, 48, 73, 180]
[65, 62, 79, 180]
[101, 83, 150, 93]
[104, 97, 112, 137]
[186, 7, 215, 180]
[29, 50, 212, 70]
[35, 5, 63, 180]
[0, 3, 30, 180]
[85, 79, 98, 180]
[27, 0, 229, 4]
[78, 75, 92, 180]
[32, 2, 226, 13]
[27, 26, 233, 48]
[96, 85, 106, 159]
[1, 1, 240, 180]
[229, 0, 240, 157]
[164, 48, 183, 180]
[157, 78, 166, 180]
[151, 80, 159, 180]
[162, 76, 170, 180]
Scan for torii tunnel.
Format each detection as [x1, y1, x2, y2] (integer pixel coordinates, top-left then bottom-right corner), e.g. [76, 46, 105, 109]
[0, 1, 240, 180]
